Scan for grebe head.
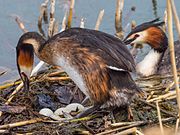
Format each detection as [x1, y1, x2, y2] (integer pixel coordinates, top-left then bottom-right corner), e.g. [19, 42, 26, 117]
[16, 32, 45, 91]
[124, 18, 168, 53]
[123, 19, 169, 76]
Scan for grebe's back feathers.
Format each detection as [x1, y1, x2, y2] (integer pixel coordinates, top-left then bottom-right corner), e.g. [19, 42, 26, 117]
[158, 40, 180, 74]
[42, 28, 136, 72]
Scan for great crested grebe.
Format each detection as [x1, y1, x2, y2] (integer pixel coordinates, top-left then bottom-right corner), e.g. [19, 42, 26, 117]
[123, 18, 180, 77]
[16, 28, 144, 118]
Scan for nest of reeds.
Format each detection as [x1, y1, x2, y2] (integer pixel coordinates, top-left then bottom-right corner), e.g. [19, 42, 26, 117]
[0, 66, 179, 134]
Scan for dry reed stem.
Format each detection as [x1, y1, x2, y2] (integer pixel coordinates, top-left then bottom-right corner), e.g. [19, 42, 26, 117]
[156, 101, 165, 135]
[94, 9, 104, 30]
[0, 130, 8, 134]
[114, 127, 137, 135]
[147, 91, 175, 102]
[38, 0, 49, 37]
[0, 81, 21, 90]
[109, 118, 176, 135]
[170, 0, 180, 39]
[175, 117, 180, 135]
[48, 0, 56, 37]
[80, 18, 85, 28]
[53, 21, 59, 35]
[61, 12, 67, 32]
[163, 10, 167, 32]
[0, 118, 45, 129]
[15, 17, 28, 33]
[136, 130, 144, 135]
[138, 98, 177, 118]
[45, 76, 70, 81]
[47, 70, 65, 77]
[167, 1, 180, 134]
[166, 95, 177, 100]
[43, 0, 49, 23]
[111, 121, 137, 127]
[146, 91, 155, 100]
[96, 121, 145, 135]
[164, 80, 175, 92]
[115, 0, 124, 39]
[67, 0, 75, 29]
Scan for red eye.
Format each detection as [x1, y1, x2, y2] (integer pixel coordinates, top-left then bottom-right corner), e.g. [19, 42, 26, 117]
[134, 34, 139, 38]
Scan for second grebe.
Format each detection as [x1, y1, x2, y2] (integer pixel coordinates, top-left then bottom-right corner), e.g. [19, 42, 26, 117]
[124, 19, 180, 77]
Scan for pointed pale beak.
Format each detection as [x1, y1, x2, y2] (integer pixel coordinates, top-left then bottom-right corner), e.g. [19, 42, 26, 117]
[123, 37, 136, 45]
[16, 47, 34, 93]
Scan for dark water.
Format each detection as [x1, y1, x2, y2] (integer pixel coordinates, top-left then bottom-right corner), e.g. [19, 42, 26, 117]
[0, 0, 180, 84]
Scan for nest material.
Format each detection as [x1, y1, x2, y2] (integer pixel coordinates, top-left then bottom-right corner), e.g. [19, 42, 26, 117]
[0, 68, 179, 134]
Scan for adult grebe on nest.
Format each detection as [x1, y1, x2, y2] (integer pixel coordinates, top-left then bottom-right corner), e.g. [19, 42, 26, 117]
[16, 28, 145, 118]
[124, 18, 180, 77]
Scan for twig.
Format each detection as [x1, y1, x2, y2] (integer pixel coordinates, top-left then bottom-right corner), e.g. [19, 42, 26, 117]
[156, 101, 165, 135]
[163, 10, 167, 32]
[61, 12, 67, 32]
[146, 91, 155, 100]
[67, 0, 75, 29]
[53, 21, 59, 35]
[94, 9, 104, 30]
[0, 130, 9, 134]
[38, 0, 49, 37]
[115, 0, 124, 39]
[45, 76, 70, 81]
[136, 130, 144, 135]
[138, 98, 177, 118]
[0, 118, 45, 129]
[47, 70, 65, 77]
[111, 121, 137, 127]
[97, 122, 145, 135]
[114, 127, 137, 135]
[147, 91, 176, 103]
[15, 17, 28, 33]
[167, 2, 180, 134]
[97, 117, 176, 135]
[164, 80, 175, 92]
[81, 121, 95, 134]
[0, 81, 21, 90]
[175, 117, 180, 135]
[80, 18, 85, 28]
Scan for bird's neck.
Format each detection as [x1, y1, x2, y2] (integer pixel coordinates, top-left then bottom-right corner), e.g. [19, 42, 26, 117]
[22, 37, 46, 58]
[136, 49, 164, 76]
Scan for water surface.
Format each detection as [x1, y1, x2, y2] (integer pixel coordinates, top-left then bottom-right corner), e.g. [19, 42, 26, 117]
[0, 0, 180, 84]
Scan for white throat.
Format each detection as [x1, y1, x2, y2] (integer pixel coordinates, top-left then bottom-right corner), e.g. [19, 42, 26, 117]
[136, 49, 163, 76]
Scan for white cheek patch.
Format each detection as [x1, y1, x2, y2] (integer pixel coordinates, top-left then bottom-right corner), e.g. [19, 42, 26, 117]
[19, 65, 33, 78]
[131, 31, 147, 44]
[23, 39, 39, 46]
